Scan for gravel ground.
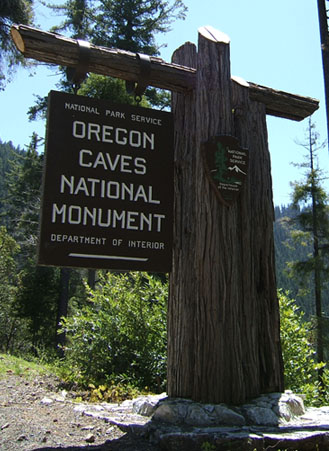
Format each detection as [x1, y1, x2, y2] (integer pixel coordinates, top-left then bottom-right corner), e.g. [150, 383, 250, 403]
[0, 373, 160, 450]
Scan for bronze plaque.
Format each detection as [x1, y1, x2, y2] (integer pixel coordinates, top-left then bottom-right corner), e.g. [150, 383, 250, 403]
[38, 91, 173, 272]
[202, 135, 248, 206]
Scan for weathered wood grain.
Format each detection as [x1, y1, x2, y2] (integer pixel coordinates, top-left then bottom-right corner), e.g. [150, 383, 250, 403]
[167, 25, 284, 404]
[10, 24, 195, 93]
[232, 81, 284, 397]
[167, 42, 198, 399]
[11, 24, 318, 120]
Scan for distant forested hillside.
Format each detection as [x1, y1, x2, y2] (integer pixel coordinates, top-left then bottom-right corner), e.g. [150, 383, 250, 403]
[274, 204, 329, 318]
[0, 140, 25, 225]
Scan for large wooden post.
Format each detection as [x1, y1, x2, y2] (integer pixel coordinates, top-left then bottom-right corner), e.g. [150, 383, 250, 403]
[167, 27, 284, 405]
[167, 42, 198, 399]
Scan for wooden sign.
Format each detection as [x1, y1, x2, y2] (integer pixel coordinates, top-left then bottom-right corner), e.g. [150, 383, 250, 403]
[202, 135, 248, 206]
[38, 91, 174, 272]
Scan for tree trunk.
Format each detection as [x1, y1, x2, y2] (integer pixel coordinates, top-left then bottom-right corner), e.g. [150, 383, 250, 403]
[317, 0, 329, 142]
[88, 269, 96, 290]
[167, 26, 284, 405]
[56, 267, 70, 355]
[309, 129, 325, 373]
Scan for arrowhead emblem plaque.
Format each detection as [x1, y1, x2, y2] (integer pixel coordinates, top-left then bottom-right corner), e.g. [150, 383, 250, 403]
[202, 135, 248, 206]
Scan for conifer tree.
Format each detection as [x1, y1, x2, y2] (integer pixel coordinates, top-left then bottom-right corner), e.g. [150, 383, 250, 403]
[0, 0, 34, 88]
[49, 0, 186, 53]
[287, 118, 329, 378]
[2, 134, 64, 351]
[4, 133, 43, 255]
[30, 0, 186, 119]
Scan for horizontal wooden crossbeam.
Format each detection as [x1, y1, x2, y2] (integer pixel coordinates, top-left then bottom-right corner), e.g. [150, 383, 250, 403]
[11, 24, 319, 121]
[11, 24, 195, 93]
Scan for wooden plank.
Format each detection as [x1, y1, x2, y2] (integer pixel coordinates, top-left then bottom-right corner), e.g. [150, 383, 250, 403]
[11, 24, 319, 120]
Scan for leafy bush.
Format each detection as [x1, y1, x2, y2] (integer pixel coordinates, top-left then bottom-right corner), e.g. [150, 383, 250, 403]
[84, 381, 145, 403]
[60, 272, 168, 392]
[278, 290, 328, 405]
[60, 282, 329, 404]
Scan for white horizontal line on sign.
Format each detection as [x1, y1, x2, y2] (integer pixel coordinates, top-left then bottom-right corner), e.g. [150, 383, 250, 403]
[68, 253, 149, 262]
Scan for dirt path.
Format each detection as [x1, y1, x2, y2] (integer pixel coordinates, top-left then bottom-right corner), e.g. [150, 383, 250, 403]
[0, 373, 159, 450]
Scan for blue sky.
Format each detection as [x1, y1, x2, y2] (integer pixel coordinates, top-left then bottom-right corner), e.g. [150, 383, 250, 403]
[0, 0, 327, 206]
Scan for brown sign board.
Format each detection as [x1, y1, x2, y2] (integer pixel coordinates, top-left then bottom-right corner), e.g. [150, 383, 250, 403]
[38, 91, 174, 272]
[202, 135, 248, 206]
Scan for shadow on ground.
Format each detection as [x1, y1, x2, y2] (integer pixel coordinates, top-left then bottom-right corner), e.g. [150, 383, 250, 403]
[32, 432, 160, 451]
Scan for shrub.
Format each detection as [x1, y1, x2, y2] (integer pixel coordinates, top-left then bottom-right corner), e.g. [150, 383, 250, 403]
[278, 290, 327, 405]
[60, 272, 168, 392]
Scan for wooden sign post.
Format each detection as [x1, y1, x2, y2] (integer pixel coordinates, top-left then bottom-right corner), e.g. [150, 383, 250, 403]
[11, 24, 319, 405]
[168, 27, 284, 404]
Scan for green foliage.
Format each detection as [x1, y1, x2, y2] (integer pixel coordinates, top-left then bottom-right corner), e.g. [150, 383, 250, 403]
[47, 0, 93, 39]
[214, 144, 227, 182]
[16, 263, 61, 350]
[0, 135, 64, 352]
[28, 75, 152, 121]
[78, 74, 146, 105]
[77, 74, 171, 109]
[274, 205, 319, 317]
[0, 226, 18, 286]
[201, 442, 216, 451]
[30, 0, 185, 115]
[284, 120, 329, 374]
[286, 120, 329, 285]
[0, 0, 34, 88]
[278, 290, 329, 405]
[4, 133, 43, 252]
[0, 226, 30, 353]
[96, 0, 187, 54]
[60, 272, 168, 391]
[0, 140, 24, 223]
[84, 381, 145, 403]
[50, 0, 187, 55]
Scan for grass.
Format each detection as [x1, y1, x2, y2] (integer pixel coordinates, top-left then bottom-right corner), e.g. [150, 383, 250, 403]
[0, 353, 53, 378]
[0, 353, 148, 403]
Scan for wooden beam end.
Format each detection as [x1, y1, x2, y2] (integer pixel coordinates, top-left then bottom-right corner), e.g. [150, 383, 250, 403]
[11, 25, 25, 53]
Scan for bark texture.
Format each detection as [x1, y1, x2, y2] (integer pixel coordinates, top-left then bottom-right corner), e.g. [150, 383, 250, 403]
[10, 24, 195, 93]
[167, 27, 284, 405]
[317, 0, 329, 140]
[168, 42, 198, 399]
[11, 24, 318, 120]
